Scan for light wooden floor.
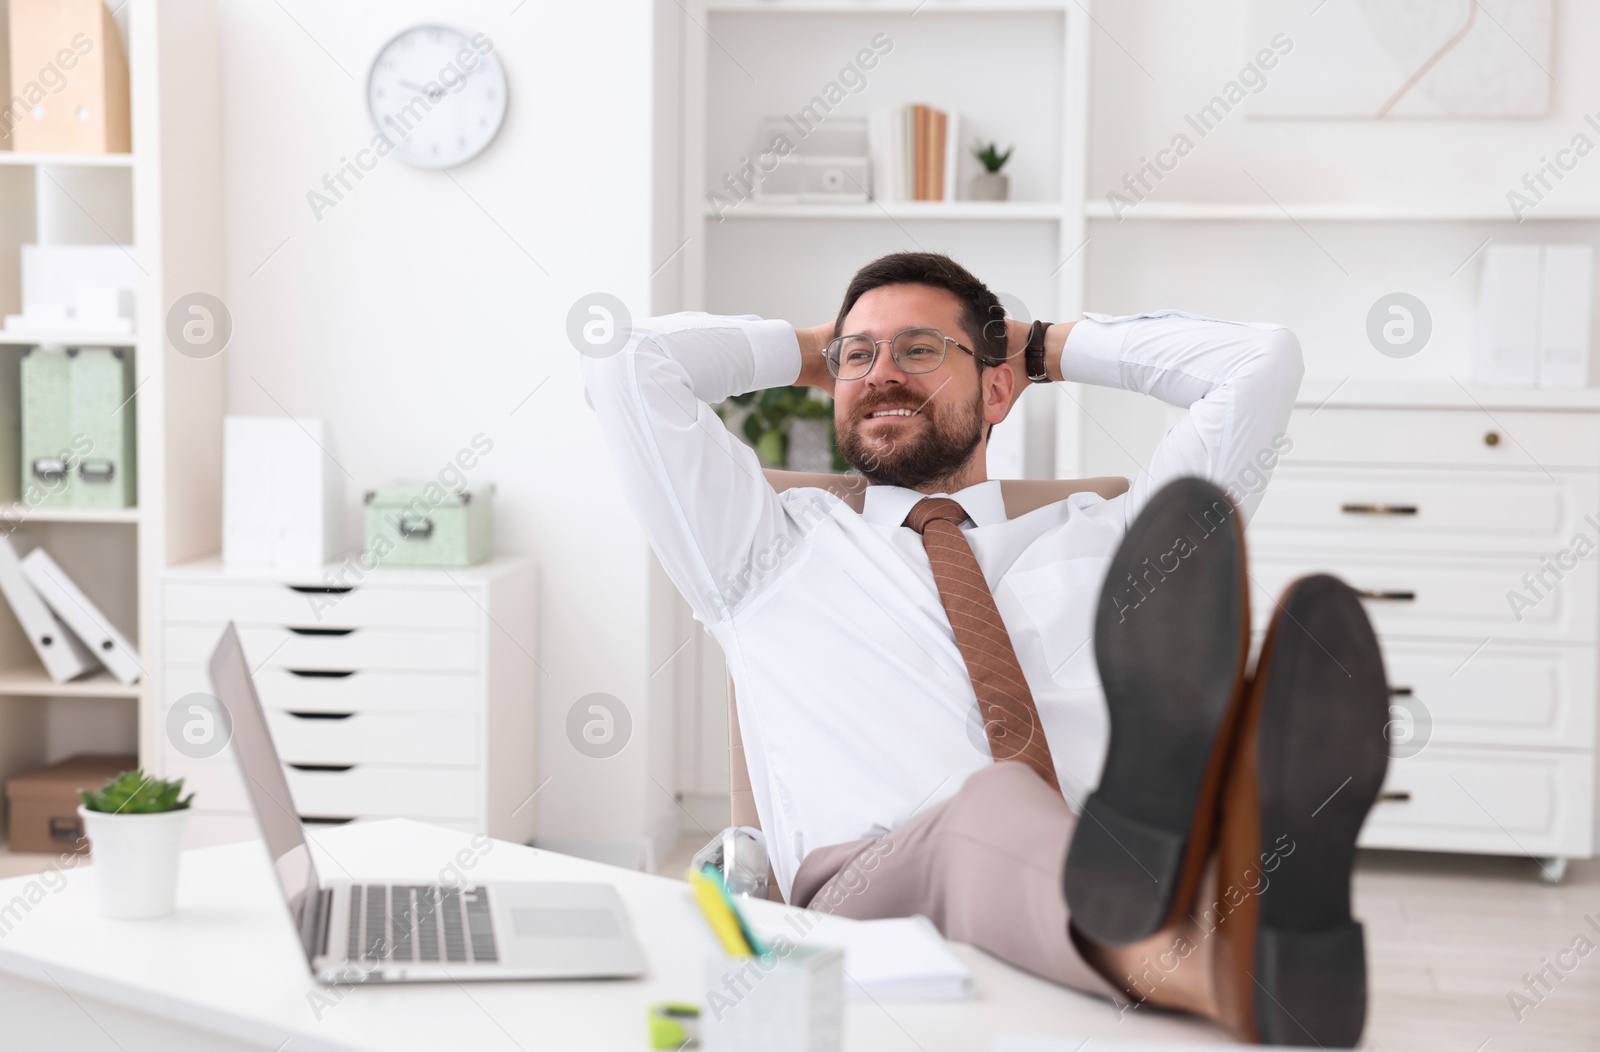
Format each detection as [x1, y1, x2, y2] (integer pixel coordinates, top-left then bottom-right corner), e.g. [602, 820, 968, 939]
[660, 839, 1600, 1050]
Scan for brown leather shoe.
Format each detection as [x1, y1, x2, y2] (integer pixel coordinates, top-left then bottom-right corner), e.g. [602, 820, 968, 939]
[1066, 477, 1252, 945]
[1212, 574, 1389, 1047]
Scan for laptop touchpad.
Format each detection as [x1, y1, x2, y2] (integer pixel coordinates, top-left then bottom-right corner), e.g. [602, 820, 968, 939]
[512, 907, 620, 940]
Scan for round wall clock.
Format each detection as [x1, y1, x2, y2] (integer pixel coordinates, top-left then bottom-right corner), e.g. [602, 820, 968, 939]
[366, 25, 507, 169]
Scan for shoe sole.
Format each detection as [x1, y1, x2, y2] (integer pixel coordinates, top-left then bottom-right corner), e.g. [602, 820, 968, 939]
[1213, 574, 1390, 1048]
[1065, 476, 1250, 946]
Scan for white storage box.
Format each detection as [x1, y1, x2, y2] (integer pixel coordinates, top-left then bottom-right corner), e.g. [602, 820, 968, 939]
[222, 416, 343, 568]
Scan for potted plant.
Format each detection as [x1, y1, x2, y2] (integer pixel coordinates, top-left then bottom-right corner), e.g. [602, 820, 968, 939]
[970, 140, 1014, 201]
[718, 387, 847, 472]
[78, 769, 193, 919]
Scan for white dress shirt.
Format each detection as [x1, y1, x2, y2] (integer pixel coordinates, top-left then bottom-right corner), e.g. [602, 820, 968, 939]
[582, 309, 1303, 899]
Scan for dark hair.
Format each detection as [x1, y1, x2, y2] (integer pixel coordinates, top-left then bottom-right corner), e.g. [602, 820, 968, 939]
[833, 251, 1008, 440]
[833, 252, 1007, 366]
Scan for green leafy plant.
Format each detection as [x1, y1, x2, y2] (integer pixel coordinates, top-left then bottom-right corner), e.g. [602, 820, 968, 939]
[719, 386, 848, 471]
[971, 140, 1013, 174]
[79, 769, 193, 814]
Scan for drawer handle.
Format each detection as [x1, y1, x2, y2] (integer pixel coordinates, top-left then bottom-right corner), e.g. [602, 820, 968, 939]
[288, 763, 355, 773]
[287, 711, 355, 720]
[1356, 589, 1415, 602]
[1340, 503, 1418, 516]
[1377, 790, 1412, 803]
[301, 816, 357, 826]
[1484, 430, 1500, 447]
[49, 816, 83, 841]
[287, 627, 355, 637]
[286, 669, 355, 679]
[288, 585, 354, 595]
[1388, 686, 1413, 696]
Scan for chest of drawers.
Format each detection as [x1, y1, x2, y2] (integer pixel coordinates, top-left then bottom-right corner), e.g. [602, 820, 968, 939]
[1247, 384, 1600, 879]
[157, 557, 538, 849]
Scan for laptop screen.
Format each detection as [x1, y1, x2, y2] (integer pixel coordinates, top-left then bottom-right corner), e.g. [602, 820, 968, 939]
[208, 623, 322, 958]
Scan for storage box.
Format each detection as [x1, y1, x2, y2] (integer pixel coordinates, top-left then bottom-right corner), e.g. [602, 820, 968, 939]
[20, 346, 76, 506]
[69, 346, 135, 507]
[364, 483, 494, 567]
[6, 0, 132, 154]
[4, 244, 139, 335]
[5, 753, 136, 854]
[223, 416, 343, 568]
[20, 346, 135, 507]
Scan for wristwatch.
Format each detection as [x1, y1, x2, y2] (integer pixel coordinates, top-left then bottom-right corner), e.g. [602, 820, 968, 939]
[1024, 319, 1053, 383]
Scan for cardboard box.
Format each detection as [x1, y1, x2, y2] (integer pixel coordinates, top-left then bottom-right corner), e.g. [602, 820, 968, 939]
[5, 0, 131, 154]
[5, 753, 136, 854]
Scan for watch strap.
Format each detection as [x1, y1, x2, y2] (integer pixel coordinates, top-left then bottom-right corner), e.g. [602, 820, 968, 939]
[1025, 319, 1052, 383]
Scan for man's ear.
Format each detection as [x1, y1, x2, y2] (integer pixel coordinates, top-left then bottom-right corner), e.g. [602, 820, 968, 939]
[983, 360, 1019, 426]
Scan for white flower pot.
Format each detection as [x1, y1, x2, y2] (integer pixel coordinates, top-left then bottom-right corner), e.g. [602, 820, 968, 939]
[78, 805, 189, 919]
[970, 172, 1010, 201]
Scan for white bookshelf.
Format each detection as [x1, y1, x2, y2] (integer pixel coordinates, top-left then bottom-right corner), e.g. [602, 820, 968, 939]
[707, 201, 1070, 221]
[1085, 201, 1600, 222]
[0, 331, 137, 347]
[677, 0, 1092, 481]
[0, 0, 224, 851]
[0, 152, 134, 169]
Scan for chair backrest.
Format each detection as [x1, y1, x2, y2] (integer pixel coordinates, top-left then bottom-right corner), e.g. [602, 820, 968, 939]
[727, 470, 1132, 835]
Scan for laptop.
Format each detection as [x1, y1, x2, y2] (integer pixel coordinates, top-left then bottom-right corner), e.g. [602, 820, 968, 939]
[207, 622, 648, 984]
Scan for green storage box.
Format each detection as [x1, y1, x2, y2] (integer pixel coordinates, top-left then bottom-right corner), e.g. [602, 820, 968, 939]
[20, 347, 74, 507]
[364, 482, 494, 567]
[69, 347, 136, 508]
[20, 346, 135, 508]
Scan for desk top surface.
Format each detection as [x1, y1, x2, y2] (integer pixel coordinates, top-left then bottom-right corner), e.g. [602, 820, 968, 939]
[0, 820, 1221, 1051]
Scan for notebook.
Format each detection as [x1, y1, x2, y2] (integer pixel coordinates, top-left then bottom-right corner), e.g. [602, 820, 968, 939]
[808, 914, 976, 1002]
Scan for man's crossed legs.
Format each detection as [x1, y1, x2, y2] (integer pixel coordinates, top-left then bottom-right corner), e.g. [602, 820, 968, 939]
[791, 478, 1390, 1047]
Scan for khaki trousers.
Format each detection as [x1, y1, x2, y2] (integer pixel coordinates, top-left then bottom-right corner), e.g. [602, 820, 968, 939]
[789, 762, 1122, 1001]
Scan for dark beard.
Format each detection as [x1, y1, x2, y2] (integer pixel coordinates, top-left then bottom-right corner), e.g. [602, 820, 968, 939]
[837, 389, 985, 490]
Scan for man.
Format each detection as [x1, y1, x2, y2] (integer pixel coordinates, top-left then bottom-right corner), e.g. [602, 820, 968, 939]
[582, 252, 1388, 1046]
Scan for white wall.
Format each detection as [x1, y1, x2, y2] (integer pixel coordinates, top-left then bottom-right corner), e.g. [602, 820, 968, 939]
[1079, 0, 1600, 475]
[215, 0, 669, 856]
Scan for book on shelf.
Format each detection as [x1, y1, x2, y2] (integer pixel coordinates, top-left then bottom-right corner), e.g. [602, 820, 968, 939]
[868, 103, 961, 204]
[0, 533, 97, 683]
[21, 548, 141, 686]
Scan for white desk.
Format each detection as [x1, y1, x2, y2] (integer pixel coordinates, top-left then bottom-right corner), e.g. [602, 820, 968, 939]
[0, 820, 1222, 1051]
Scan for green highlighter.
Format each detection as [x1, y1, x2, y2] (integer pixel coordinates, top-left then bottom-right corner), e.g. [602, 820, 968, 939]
[648, 1002, 700, 1048]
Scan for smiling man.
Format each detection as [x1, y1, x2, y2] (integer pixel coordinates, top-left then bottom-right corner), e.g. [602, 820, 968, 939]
[582, 252, 1389, 1046]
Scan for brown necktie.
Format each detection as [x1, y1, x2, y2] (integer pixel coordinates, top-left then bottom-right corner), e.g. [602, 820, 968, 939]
[904, 497, 1061, 794]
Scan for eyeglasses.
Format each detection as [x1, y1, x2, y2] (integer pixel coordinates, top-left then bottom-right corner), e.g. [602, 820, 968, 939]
[824, 327, 979, 381]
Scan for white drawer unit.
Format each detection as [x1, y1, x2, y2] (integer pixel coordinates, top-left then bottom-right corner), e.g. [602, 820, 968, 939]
[164, 623, 482, 672]
[1248, 389, 1600, 879]
[156, 557, 538, 850]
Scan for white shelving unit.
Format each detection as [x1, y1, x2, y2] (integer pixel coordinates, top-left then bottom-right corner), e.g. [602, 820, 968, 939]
[1085, 201, 1600, 222]
[0, 0, 223, 855]
[659, 0, 1094, 815]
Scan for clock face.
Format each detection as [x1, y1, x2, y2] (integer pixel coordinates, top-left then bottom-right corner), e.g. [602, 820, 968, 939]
[366, 25, 507, 169]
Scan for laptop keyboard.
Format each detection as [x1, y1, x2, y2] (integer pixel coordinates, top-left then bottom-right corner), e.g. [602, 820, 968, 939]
[346, 885, 499, 964]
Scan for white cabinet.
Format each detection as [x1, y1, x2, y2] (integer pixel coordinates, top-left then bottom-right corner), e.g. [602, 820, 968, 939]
[156, 558, 538, 849]
[1248, 385, 1600, 869]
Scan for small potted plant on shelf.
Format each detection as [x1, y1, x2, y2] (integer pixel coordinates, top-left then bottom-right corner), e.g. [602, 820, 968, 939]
[970, 140, 1014, 201]
[78, 769, 193, 919]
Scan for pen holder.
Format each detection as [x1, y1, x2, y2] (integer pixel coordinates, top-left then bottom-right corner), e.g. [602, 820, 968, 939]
[703, 943, 843, 1052]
